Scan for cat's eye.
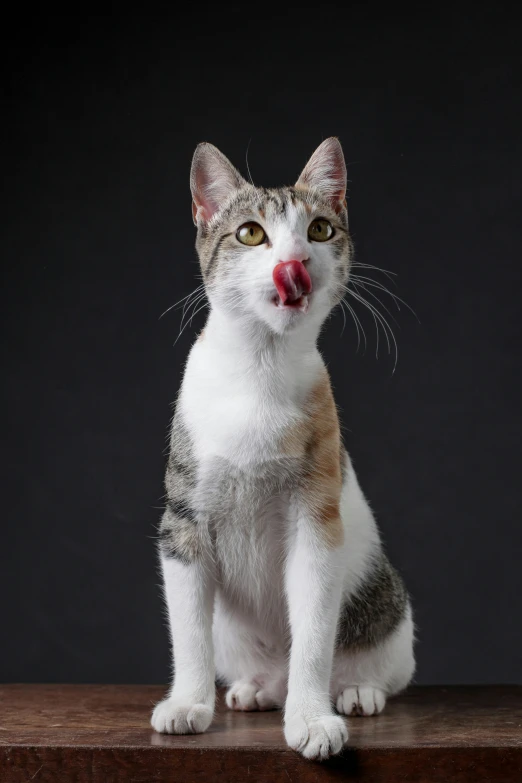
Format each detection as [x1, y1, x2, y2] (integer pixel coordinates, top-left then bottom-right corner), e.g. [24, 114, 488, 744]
[236, 222, 266, 246]
[308, 219, 334, 242]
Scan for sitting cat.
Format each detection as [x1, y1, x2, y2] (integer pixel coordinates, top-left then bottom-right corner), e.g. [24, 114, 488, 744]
[151, 138, 415, 760]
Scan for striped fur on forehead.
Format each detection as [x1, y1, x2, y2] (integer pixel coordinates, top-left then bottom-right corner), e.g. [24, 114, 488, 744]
[195, 183, 351, 282]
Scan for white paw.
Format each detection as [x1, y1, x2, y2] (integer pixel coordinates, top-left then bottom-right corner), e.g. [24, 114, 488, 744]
[151, 697, 213, 734]
[336, 686, 386, 717]
[284, 713, 348, 760]
[225, 680, 278, 711]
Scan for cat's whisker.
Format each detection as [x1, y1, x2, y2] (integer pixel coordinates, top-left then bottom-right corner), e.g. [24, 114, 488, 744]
[349, 300, 367, 353]
[352, 291, 391, 355]
[338, 299, 348, 337]
[160, 283, 206, 322]
[351, 281, 400, 328]
[340, 298, 367, 353]
[181, 296, 205, 330]
[179, 291, 207, 333]
[344, 299, 360, 350]
[245, 138, 255, 187]
[351, 278, 401, 312]
[188, 296, 209, 327]
[174, 300, 208, 346]
[350, 274, 419, 321]
[348, 287, 398, 372]
[180, 286, 206, 323]
[341, 284, 381, 357]
[351, 262, 398, 283]
[159, 284, 205, 320]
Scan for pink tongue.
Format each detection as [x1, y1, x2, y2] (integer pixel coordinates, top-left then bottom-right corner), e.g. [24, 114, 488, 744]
[273, 261, 312, 305]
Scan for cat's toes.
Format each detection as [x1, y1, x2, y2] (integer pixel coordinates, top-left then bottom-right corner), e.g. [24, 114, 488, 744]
[284, 713, 348, 760]
[225, 680, 278, 711]
[151, 698, 213, 734]
[226, 682, 257, 711]
[336, 686, 386, 717]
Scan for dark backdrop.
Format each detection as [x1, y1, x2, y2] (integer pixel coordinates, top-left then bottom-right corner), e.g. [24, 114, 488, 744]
[2, 7, 521, 685]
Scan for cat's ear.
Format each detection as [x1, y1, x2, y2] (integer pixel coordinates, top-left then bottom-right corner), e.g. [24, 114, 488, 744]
[190, 143, 246, 225]
[295, 137, 347, 213]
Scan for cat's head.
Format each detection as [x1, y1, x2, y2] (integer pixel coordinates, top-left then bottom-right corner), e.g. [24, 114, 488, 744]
[190, 138, 352, 336]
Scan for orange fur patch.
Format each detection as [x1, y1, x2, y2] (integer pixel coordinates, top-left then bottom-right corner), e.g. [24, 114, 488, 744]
[283, 369, 344, 548]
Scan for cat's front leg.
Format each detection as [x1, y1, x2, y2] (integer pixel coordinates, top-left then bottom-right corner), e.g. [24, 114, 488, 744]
[151, 553, 215, 734]
[284, 514, 348, 760]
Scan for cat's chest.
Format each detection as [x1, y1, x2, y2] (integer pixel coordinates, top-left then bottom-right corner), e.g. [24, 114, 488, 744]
[190, 400, 300, 467]
[194, 453, 298, 528]
[181, 356, 307, 467]
[199, 458, 289, 611]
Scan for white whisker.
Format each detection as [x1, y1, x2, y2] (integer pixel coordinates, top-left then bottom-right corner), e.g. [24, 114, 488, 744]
[341, 298, 367, 352]
[181, 287, 206, 323]
[348, 288, 398, 373]
[159, 283, 205, 320]
[338, 298, 347, 336]
[174, 300, 208, 346]
[351, 281, 400, 327]
[245, 138, 255, 186]
[179, 293, 207, 333]
[349, 275, 419, 320]
[351, 262, 397, 283]
[349, 300, 367, 353]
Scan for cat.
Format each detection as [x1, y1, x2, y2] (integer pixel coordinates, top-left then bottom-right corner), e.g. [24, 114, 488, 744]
[151, 138, 415, 760]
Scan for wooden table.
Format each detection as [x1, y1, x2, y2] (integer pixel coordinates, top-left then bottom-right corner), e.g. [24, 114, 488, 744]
[1, 685, 521, 782]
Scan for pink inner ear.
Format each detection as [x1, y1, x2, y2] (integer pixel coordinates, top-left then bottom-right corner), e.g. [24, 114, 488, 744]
[192, 169, 218, 223]
[190, 143, 246, 225]
[296, 138, 347, 211]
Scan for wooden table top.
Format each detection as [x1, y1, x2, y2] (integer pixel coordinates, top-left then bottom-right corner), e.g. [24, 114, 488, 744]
[1, 684, 521, 782]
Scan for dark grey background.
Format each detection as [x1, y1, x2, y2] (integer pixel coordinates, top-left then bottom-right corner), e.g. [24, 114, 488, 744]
[2, 7, 521, 685]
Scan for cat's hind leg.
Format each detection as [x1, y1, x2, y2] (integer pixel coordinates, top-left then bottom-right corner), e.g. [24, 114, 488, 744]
[213, 597, 287, 712]
[225, 672, 287, 712]
[332, 606, 415, 717]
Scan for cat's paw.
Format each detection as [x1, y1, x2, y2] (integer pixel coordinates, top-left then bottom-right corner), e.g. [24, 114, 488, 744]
[225, 680, 280, 711]
[151, 698, 213, 734]
[336, 686, 386, 716]
[284, 713, 348, 760]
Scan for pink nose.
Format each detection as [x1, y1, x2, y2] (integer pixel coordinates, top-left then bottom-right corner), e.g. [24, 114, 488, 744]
[273, 260, 312, 305]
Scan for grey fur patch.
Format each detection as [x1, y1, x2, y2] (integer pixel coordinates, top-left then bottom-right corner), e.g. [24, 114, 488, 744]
[159, 411, 202, 563]
[165, 412, 196, 499]
[158, 503, 201, 563]
[336, 554, 408, 650]
[197, 455, 302, 528]
[205, 232, 233, 280]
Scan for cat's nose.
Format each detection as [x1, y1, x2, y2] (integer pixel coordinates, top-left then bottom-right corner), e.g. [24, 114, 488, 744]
[279, 250, 310, 266]
[283, 256, 310, 266]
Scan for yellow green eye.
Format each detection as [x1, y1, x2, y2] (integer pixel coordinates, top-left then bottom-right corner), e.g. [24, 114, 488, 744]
[236, 222, 266, 246]
[308, 219, 334, 242]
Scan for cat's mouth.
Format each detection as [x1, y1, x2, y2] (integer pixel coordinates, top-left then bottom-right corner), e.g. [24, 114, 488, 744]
[272, 293, 310, 312]
[272, 261, 312, 312]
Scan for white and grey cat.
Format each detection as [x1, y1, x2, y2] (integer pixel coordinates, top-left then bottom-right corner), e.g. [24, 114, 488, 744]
[151, 138, 415, 760]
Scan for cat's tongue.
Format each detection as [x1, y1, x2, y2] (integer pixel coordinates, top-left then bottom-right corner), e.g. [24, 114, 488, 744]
[273, 261, 312, 306]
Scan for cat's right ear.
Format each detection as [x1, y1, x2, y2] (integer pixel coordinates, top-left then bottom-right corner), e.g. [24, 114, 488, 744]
[190, 143, 246, 225]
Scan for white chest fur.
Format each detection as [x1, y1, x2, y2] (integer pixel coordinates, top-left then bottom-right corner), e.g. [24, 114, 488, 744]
[179, 311, 323, 469]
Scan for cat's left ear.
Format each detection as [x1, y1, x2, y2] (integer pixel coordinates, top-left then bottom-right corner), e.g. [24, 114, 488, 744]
[295, 137, 347, 214]
[190, 142, 247, 225]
